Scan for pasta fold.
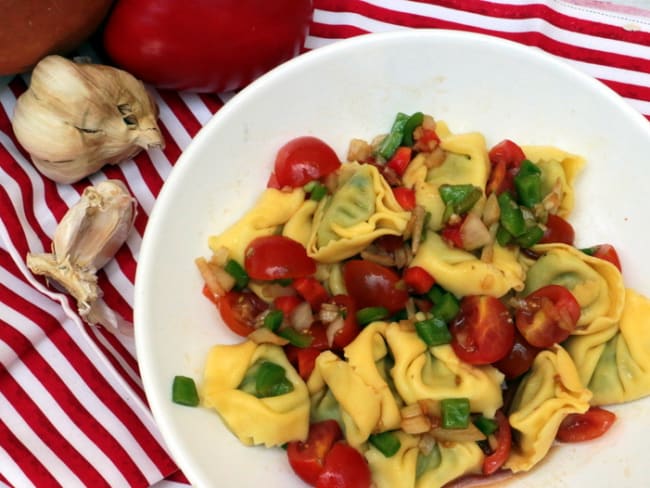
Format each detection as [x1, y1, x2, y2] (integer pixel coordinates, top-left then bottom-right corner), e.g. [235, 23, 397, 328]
[202, 341, 310, 447]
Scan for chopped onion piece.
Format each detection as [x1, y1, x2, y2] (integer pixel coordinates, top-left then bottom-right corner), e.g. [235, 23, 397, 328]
[430, 423, 486, 443]
[326, 316, 344, 347]
[290, 301, 313, 331]
[401, 415, 432, 434]
[460, 212, 492, 251]
[401, 403, 424, 419]
[482, 192, 500, 227]
[418, 433, 437, 455]
[195, 256, 234, 297]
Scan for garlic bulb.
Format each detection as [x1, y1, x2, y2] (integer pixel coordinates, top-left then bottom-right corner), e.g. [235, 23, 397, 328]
[26, 180, 137, 334]
[12, 55, 165, 184]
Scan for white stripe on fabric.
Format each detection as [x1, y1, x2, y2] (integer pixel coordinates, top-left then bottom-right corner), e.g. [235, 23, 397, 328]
[0, 388, 86, 487]
[153, 93, 194, 151]
[179, 92, 214, 126]
[0, 445, 35, 488]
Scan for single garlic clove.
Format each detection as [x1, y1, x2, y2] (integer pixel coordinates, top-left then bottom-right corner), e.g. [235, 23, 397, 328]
[26, 179, 137, 333]
[52, 180, 137, 270]
[12, 55, 165, 184]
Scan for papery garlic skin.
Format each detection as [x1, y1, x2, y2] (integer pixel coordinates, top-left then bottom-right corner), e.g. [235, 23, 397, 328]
[26, 180, 137, 333]
[12, 55, 165, 184]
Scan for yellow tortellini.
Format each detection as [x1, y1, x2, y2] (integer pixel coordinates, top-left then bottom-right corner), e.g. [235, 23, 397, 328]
[403, 127, 490, 232]
[385, 322, 504, 417]
[505, 346, 591, 473]
[410, 232, 525, 298]
[208, 188, 305, 263]
[365, 431, 484, 488]
[523, 243, 625, 336]
[201, 341, 310, 447]
[521, 146, 584, 218]
[304, 162, 411, 263]
[565, 289, 650, 405]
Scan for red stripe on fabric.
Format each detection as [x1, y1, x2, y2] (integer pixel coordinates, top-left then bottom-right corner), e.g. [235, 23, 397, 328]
[0, 417, 59, 488]
[1, 292, 150, 487]
[411, 0, 650, 45]
[132, 151, 166, 200]
[2, 282, 176, 480]
[0, 187, 30, 255]
[0, 113, 50, 251]
[164, 469, 190, 483]
[313, 1, 650, 75]
[157, 122, 183, 175]
[600, 78, 650, 103]
[0, 361, 110, 487]
[310, 22, 370, 39]
[95, 273, 134, 324]
[158, 91, 203, 138]
[197, 94, 225, 115]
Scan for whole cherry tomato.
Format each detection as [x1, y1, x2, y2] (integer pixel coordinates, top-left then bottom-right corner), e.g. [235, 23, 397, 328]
[343, 260, 408, 314]
[287, 420, 343, 486]
[515, 284, 580, 348]
[540, 213, 575, 245]
[587, 244, 622, 272]
[270, 136, 341, 188]
[449, 295, 515, 365]
[102, 0, 314, 92]
[244, 235, 316, 280]
[556, 407, 616, 443]
[494, 329, 540, 380]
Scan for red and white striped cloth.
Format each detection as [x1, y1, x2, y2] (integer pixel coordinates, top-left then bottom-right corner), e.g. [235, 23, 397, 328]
[1, 1, 649, 487]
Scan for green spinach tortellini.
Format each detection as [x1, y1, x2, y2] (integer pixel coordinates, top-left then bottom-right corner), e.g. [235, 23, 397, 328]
[202, 341, 310, 447]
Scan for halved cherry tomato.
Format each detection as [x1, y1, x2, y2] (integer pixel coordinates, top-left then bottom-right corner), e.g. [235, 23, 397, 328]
[591, 244, 622, 272]
[482, 410, 512, 475]
[343, 260, 408, 314]
[392, 186, 416, 210]
[215, 290, 268, 337]
[515, 284, 580, 348]
[270, 136, 340, 188]
[245, 235, 316, 280]
[294, 276, 329, 310]
[329, 294, 361, 350]
[493, 329, 540, 380]
[316, 442, 371, 488]
[556, 407, 616, 443]
[540, 213, 575, 245]
[308, 322, 330, 350]
[486, 139, 525, 195]
[287, 420, 343, 486]
[285, 346, 322, 380]
[373, 235, 404, 253]
[403, 266, 435, 294]
[386, 146, 412, 176]
[414, 127, 440, 152]
[449, 295, 515, 365]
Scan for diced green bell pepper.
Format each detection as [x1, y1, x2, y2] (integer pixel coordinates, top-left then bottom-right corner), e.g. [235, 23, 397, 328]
[369, 431, 402, 457]
[172, 375, 200, 407]
[441, 397, 471, 429]
[415, 317, 452, 346]
[377, 112, 410, 160]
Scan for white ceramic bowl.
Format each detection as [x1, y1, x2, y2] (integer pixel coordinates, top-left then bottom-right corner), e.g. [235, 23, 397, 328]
[135, 30, 650, 488]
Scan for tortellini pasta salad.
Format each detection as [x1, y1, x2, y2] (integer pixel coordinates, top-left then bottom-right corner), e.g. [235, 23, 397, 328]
[175, 112, 650, 488]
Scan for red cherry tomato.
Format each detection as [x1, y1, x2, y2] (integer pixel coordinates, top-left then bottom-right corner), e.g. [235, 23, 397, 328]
[271, 137, 341, 188]
[556, 407, 616, 443]
[441, 220, 464, 249]
[329, 295, 361, 350]
[515, 284, 580, 348]
[343, 260, 408, 315]
[449, 295, 515, 365]
[493, 329, 540, 380]
[286, 420, 343, 486]
[486, 139, 526, 195]
[316, 442, 371, 488]
[591, 244, 622, 272]
[245, 235, 316, 280]
[213, 290, 268, 337]
[482, 410, 512, 475]
[540, 214, 575, 245]
[392, 186, 416, 210]
[102, 0, 313, 92]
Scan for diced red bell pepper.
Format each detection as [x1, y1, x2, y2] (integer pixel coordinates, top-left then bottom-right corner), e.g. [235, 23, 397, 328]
[293, 276, 329, 310]
[441, 221, 464, 248]
[392, 186, 416, 210]
[403, 266, 435, 294]
[386, 146, 412, 176]
[273, 295, 302, 317]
